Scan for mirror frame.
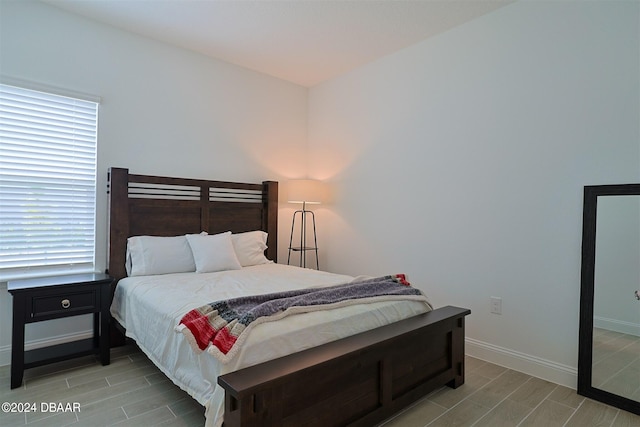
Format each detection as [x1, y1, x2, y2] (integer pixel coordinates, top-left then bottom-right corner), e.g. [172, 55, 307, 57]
[578, 183, 640, 415]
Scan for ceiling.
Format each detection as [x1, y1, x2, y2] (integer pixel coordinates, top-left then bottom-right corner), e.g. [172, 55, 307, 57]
[42, 0, 514, 87]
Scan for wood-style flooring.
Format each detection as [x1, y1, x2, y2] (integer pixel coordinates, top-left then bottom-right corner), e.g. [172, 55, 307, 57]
[592, 328, 640, 400]
[1, 343, 638, 426]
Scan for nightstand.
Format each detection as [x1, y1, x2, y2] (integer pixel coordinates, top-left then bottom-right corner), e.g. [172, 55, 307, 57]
[8, 273, 113, 389]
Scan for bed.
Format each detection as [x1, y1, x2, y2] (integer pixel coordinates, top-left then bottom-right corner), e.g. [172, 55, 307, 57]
[106, 167, 470, 427]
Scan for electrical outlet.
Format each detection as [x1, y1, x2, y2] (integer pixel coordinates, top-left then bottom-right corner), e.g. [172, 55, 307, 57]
[490, 297, 502, 315]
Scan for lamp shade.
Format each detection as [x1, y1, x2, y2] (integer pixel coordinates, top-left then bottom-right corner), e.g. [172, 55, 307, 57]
[287, 179, 324, 204]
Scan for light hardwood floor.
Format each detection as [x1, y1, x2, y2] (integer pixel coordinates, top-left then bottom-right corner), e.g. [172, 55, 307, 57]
[592, 328, 640, 400]
[1, 343, 639, 427]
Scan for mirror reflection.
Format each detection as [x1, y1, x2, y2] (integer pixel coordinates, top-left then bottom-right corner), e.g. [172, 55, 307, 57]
[593, 195, 640, 401]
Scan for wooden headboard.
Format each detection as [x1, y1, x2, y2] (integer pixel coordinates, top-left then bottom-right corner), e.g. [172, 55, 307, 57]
[106, 167, 278, 282]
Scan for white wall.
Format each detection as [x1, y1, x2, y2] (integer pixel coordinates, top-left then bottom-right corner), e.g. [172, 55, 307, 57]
[308, 1, 640, 387]
[0, 1, 308, 364]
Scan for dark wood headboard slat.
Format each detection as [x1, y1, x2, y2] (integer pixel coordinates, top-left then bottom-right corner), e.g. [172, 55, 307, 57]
[128, 173, 265, 191]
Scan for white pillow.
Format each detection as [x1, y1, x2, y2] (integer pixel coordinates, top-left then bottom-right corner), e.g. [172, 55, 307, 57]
[126, 235, 196, 276]
[186, 231, 242, 273]
[231, 231, 270, 267]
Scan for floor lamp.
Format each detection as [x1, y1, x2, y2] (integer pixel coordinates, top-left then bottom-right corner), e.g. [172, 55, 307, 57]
[287, 179, 323, 269]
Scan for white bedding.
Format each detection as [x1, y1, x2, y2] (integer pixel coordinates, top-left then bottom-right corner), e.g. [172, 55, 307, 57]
[110, 263, 432, 427]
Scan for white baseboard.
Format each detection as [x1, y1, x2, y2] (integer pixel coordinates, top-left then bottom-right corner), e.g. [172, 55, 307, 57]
[465, 337, 577, 389]
[594, 316, 640, 337]
[0, 330, 93, 367]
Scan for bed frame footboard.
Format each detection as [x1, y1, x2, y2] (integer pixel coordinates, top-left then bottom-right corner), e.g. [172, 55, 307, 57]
[218, 305, 470, 427]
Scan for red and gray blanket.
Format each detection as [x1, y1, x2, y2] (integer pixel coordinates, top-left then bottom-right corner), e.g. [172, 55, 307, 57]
[176, 274, 430, 363]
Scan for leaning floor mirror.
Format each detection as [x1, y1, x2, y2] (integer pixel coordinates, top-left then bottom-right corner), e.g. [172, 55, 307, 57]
[578, 183, 640, 415]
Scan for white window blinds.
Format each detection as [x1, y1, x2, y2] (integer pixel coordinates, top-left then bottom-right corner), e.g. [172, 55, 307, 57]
[0, 83, 99, 279]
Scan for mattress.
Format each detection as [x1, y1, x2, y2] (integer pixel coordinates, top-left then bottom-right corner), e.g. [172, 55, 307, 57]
[110, 263, 432, 426]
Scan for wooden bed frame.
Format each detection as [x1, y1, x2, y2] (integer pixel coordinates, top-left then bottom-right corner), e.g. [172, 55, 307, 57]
[107, 167, 470, 427]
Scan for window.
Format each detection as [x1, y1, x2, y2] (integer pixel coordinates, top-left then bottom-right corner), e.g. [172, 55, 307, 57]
[0, 83, 99, 279]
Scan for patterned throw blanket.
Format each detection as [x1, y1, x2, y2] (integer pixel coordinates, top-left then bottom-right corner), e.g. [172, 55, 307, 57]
[176, 274, 430, 363]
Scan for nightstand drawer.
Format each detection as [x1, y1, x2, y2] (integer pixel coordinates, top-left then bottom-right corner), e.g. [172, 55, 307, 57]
[32, 290, 97, 318]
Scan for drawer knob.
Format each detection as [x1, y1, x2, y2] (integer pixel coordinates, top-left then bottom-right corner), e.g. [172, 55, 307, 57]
[61, 299, 71, 309]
